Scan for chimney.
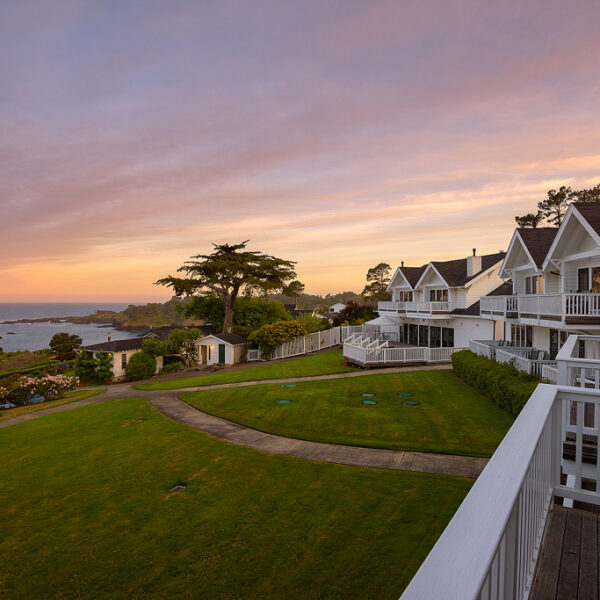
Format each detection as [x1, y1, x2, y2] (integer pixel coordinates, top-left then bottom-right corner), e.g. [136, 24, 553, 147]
[107, 332, 112, 342]
[401, 261, 404, 267]
[467, 248, 482, 277]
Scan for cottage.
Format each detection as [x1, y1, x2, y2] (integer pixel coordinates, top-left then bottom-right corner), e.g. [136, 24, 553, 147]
[197, 333, 250, 365]
[83, 337, 163, 381]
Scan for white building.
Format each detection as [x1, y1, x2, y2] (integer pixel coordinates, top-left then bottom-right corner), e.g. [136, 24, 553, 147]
[197, 333, 250, 365]
[84, 337, 163, 381]
[376, 250, 506, 349]
[478, 202, 600, 365]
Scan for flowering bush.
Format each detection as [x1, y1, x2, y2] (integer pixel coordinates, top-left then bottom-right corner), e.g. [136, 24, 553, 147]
[0, 374, 78, 404]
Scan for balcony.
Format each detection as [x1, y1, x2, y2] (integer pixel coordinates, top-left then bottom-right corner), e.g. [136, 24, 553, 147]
[400, 334, 600, 600]
[377, 300, 451, 317]
[405, 301, 450, 316]
[480, 293, 600, 324]
[377, 300, 407, 315]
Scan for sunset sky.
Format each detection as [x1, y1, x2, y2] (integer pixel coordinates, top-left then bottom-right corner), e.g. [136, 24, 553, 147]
[2, 1, 600, 302]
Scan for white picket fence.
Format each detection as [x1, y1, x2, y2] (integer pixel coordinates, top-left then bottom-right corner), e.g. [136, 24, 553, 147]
[248, 326, 342, 361]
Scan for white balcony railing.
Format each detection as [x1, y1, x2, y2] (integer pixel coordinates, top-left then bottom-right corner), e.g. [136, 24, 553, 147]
[377, 300, 407, 313]
[405, 301, 450, 314]
[480, 292, 600, 322]
[401, 334, 600, 600]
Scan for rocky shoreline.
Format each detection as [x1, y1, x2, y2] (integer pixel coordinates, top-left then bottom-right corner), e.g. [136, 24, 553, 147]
[0, 310, 193, 332]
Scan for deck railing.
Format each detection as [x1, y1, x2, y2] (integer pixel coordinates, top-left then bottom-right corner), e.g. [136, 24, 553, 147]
[343, 341, 465, 366]
[480, 292, 600, 322]
[401, 334, 600, 600]
[377, 300, 407, 314]
[495, 347, 557, 378]
[405, 301, 450, 314]
[248, 326, 342, 361]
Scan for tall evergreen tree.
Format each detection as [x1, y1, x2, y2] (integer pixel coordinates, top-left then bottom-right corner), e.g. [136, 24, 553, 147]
[156, 241, 300, 334]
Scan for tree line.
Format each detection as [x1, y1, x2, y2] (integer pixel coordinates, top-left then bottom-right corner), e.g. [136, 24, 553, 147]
[515, 183, 600, 228]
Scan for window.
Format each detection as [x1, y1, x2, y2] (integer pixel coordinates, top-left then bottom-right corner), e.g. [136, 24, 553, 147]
[442, 327, 454, 348]
[398, 290, 413, 302]
[121, 354, 127, 370]
[550, 329, 569, 360]
[429, 289, 448, 302]
[524, 275, 544, 295]
[418, 325, 429, 347]
[577, 267, 600, 293]
[429, 327, 441, 348]
[511, 324, 532, 347]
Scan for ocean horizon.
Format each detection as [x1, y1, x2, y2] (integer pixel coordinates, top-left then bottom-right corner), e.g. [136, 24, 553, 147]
[0, 302, 145, 353]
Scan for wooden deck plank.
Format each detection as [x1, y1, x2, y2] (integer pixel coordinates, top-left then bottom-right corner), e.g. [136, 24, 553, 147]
[556, 509, 582, 599]
[577, 512, 598, 599]
[531, 506, 567, 600]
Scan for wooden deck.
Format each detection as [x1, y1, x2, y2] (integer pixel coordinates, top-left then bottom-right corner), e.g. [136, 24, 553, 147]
[530, 506, 599, 599]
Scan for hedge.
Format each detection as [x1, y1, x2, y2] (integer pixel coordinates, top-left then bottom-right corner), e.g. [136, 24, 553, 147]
[0, 360, 61, 381]
[451, 350, 539, 417]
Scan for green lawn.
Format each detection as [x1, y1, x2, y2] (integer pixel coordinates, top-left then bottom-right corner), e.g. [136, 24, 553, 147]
[136, 349, 358, 390]
[183, 370, 514, 457]
[0, 398, 471, 599]
[0, 388, 105, 422]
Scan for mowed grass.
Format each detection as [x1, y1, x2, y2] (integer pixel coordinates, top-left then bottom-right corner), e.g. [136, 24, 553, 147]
[0, 398, 471, 599]
[183, 370, 514, 457]
[0, 388, 105, 422]
[136, 349, 358, 390]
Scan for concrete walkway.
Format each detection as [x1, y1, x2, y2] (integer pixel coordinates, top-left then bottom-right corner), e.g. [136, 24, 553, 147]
[0, 365, 489, 479]
[150, 394, 488, 478]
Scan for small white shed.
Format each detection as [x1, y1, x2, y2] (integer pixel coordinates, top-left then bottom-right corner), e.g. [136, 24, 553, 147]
[198, 333, 250, 365]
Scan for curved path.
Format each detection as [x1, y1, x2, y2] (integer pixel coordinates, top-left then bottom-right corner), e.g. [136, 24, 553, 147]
[0, 365, 488, 479]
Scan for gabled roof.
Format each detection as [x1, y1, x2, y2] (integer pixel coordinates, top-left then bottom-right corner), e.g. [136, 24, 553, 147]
[143, 325, 215, 339]
[543, 202, 600, 269]
[426, 252, 505, 287]
[204, 333, 249, 345]
[399, 266, 427, 287]
[387, 265, 427, 291]
[515, 228, 558, 268]
[84, 338, 144, 352]
[572, 202, 600, 236]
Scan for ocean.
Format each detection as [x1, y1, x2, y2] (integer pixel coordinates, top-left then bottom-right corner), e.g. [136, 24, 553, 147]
[0, 303, 145, 353]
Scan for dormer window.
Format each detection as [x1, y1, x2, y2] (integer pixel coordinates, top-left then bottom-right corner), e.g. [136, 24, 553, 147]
[524, 275, 544, 295]
[398, 291, 413, 302]
[429, 289, 448, 302]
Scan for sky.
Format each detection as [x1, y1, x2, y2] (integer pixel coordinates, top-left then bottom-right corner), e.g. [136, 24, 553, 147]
[1, 0, 600, 302]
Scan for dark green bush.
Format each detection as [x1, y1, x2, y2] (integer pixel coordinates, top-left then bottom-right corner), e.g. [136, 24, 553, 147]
[126, 352, 157, 381]
[159, 361, 184, 375]
[451, 350, 539, 416]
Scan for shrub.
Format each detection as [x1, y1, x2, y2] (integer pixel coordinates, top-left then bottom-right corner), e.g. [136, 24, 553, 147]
[451, 350, 539, 416]
[0, 374, 78, 404]
[126, 352, 157, 381]
[159, 361, 184, 375]
[249, 321, 306, 358]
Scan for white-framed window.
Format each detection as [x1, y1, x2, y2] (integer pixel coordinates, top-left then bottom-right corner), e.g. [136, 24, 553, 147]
[397, 290, 413, 302]
[511, 324, 532, 347]
[121, 354, 127, 370]
[429, 289, 448, 302]
[524, 274, 544, 295]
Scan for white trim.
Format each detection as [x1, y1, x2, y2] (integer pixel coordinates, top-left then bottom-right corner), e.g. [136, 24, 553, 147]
[499, 230, 538, 279]
[543, 204, 600, 270]
[387, 267, 414, 292]
[414, 263, 449, 290]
